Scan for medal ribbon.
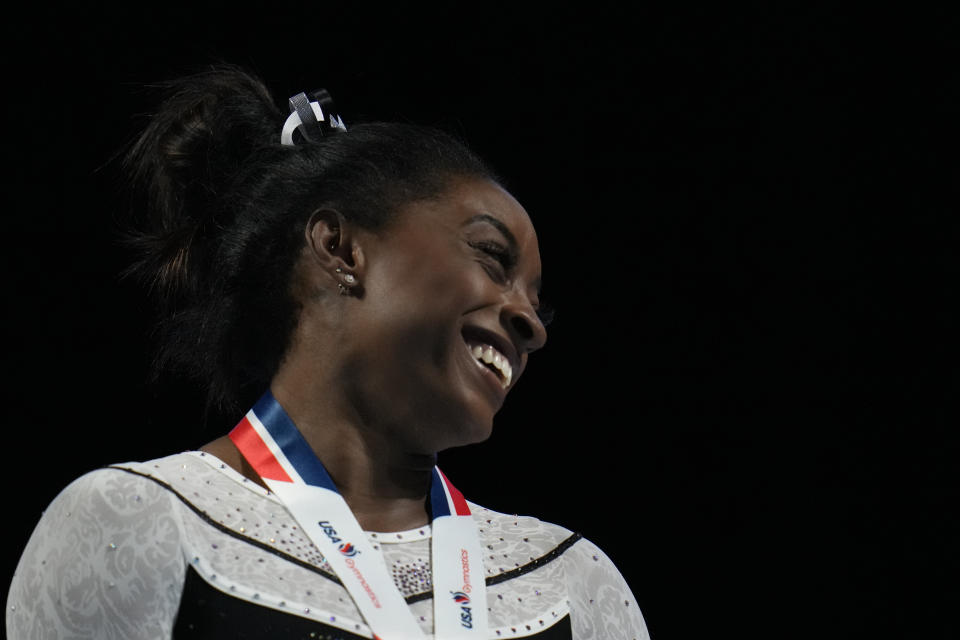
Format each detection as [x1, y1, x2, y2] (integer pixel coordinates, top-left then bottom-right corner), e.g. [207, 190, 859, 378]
[229, 391, 488, 639]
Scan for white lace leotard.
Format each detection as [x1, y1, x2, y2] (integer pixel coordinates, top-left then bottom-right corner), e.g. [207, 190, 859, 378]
[7, 451, 649, 639]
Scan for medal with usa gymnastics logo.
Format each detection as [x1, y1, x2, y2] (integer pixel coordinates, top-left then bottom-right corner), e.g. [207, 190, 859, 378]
[430, 468, 489, 637]
[230, 391, 488, 639]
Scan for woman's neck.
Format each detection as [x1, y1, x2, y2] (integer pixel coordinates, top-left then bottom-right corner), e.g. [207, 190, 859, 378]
[201, 383, 435, 533]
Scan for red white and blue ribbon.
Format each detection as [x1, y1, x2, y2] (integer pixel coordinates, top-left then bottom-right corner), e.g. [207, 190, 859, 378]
[230, 391, 488, 639]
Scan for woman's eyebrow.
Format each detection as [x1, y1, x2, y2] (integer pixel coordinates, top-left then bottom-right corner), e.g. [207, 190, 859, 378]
[463, 213, 518, 251]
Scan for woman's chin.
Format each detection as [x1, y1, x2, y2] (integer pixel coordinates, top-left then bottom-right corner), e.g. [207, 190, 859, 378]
[432, 410, 496, 453]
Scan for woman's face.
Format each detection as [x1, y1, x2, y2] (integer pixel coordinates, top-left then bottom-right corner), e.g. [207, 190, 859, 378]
[343, 177, 547, 453]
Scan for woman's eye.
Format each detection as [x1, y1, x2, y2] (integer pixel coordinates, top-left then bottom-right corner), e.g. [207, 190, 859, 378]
[470, 241, 513, 279]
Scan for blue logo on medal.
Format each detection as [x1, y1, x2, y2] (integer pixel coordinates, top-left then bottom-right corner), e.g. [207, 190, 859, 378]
[318, 521, 361, 557]
[451, 591, 473, 628]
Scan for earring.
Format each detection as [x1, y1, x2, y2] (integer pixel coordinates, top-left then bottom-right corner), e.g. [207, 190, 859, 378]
[335, 267, 357, 295]
[335, 267, 357, 285]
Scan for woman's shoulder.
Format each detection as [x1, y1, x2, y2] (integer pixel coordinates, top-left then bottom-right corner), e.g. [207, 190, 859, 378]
[7, 454, 195, 639]
[467, 502, 593, 579]
[11, 452, 203, 571]
[8, 451, 219, 597]
[109, 449, 228, 481]
[101, 450, 271, 500]
[464, 503, 650, 639]
[466, 501, 624, 578]
[24, 452, 198, 529]
[469, 502, 576, 545]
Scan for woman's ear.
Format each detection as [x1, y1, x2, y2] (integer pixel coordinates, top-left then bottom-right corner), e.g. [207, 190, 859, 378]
[307, 209, 349, 263]
[305, 209, 365, 295]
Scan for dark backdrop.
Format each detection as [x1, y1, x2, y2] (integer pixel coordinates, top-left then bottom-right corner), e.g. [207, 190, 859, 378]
[4, 6, 957, 639]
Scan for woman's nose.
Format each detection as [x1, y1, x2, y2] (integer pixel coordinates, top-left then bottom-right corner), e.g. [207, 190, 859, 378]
[502, 295, 548, 354]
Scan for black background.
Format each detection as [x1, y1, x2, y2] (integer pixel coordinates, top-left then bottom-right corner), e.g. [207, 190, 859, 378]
[4, 5, 958, 639]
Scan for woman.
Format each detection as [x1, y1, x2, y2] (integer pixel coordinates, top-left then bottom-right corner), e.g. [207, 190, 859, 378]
[6, 66, 649, 639]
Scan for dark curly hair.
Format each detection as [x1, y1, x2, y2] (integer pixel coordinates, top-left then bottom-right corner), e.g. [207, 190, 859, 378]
[122, 65, 498, 418]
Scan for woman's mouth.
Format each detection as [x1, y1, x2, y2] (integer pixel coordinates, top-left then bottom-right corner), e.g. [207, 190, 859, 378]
[465, 341, 513, 389]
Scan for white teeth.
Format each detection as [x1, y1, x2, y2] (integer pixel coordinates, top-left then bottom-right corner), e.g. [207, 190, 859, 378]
[468, 342, 513, 388]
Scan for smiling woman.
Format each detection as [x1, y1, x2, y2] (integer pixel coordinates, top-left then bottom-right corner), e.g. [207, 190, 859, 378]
[6, 66, 648, 640]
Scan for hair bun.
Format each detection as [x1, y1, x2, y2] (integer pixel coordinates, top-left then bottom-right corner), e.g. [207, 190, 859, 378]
[123, 65, 282, 301]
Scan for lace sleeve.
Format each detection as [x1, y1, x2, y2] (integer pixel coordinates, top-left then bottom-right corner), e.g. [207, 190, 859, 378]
[6, 467, 187, 639]
[565, 537, 651, 640]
